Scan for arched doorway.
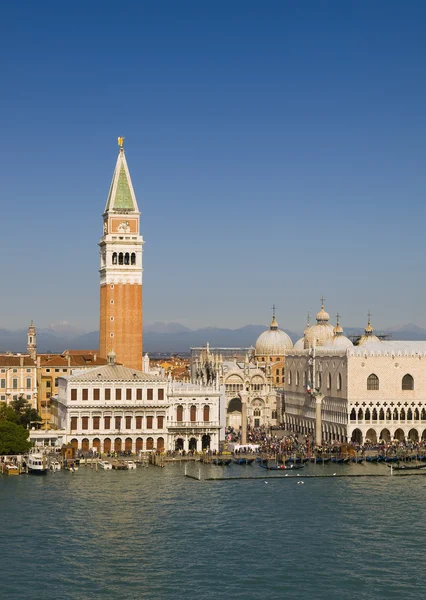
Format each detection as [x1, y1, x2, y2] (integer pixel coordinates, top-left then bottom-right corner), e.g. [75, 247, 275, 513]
[227, 397, 242, 429]
[125, 437, 133, 453]
[71, 439, 78, 452]
[202, 434, 211, 450]
[380, 429, 391, 443]
[146, 437, 154, 450]
[394, 428, 405, 442]
[365, 428, 377, 444]
[422, 429, 426, 441]
[103, 438, 111, 453]
[114, 438, 122, 452]
[175, 438, 184, 451]
[408, 428, 419, 442]
[351, 429, 362, 444]
[189, 437, 197, 451]
[157, 437, 164, 451]
[92, 438, 101, 453]
[136, 438, 143, 452]
[81, 438, 89, 452]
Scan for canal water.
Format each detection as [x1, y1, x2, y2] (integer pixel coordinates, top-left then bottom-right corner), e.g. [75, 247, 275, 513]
[1, 461, 425, 600]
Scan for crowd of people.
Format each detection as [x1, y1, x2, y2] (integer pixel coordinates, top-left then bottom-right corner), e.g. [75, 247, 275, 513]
[225, 425, 426, 458]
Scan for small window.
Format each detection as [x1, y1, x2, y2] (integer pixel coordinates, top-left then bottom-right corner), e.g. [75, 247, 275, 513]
[136, 388, 142, 400]
[93, 416, 100, 429]
[147, 388, 153, 400]
[131, 253, 136, 265]
[82, 388, 88, 401]
[158, 388, 164, 400]
[115, 389, 122, 401]
[26, 378, 31, 389]
[105, 388, 111, 400]
[110, 300, 114, 305]
[125, 416, 132, 429]
[104, 416, 111, 429]
[157, 416, 164, 428]
[147, 416, 153, 429]
[367, 374, 379, 391]
[93, 388, 100, 401]
[26, 368, 31, 373]
[46, 381, 51, 388]
[126, 388, 132, 400]
[82, 417, 89, 430]
[115, 416, 121, 429]
[71, 388, 77, 401]
[12, 379, 18, 389]
[54, 378, 58, 386]
[110, 332, 114, 338]
[0, 379, 5, 388]
[136, 416, 142, 429]
[45, 369, 50, 373]
[55, 369, 59, 373]
[70, 417, 77, 431]
[402, 374, 414, 391]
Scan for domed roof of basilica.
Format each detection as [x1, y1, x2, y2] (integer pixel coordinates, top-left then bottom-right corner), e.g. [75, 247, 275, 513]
[293, 337, 305, 350]
[323, 314, 353, 349]
[304, 300, 334, 348]
[255, 312, 293, 357]
[358, 314, 381, 346]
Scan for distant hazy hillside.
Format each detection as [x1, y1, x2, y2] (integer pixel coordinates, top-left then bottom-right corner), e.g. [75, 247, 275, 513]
[2, 322, 426, 354]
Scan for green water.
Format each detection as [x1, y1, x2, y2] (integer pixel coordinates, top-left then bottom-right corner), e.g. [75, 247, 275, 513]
[1, 462, 425, 599]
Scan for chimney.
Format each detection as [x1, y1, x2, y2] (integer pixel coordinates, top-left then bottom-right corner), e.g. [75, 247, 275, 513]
[20, 356, 24, 367]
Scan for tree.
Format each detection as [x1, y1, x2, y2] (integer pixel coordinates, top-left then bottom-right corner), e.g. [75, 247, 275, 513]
[0, 402, 19, 424]
[10, 396, 42, 429]
[0, 420, 31, 454]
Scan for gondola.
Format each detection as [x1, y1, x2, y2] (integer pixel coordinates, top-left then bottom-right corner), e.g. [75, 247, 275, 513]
[259, 463, 305, 471]
[233, 458, 255, 465]
[315, 457, 331, 464]
[351, 457, 364, 464]
[386, 463, 426, 471]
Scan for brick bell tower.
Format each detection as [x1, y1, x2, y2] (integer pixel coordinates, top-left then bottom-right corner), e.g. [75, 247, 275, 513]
[99, 137, 144, 370]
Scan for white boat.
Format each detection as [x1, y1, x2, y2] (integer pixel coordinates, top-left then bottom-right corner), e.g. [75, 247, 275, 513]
[49, 461, 62, 472]
[99, 460, 112, 470]
[27, 453, 48, 475]
[126, 460, 137, 470]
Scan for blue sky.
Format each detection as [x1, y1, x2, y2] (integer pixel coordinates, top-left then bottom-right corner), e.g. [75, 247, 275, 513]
[1, 0, 426, 332]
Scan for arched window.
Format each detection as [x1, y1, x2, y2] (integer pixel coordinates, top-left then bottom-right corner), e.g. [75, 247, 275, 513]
[190, 405, 197, 422]
[176, 405, 183, 422]
[407, 408, 413, 420]
[357, 408, 363, 420]
[288, 371, 292, 385]
[367, 374, 379, 391]
[414, 408, 420, 420]
[350, 408, 356, 421]
[365, 408, 371, 420]
[146, 437, 154, 450]
[386, 408, 391, 420]
[379, 408, 385, 420]
[327, 373, 332, 390]
[118, 252, 123, 265]
[296, 371, 299, 386]
[400, 408, 406, 421]
[203, 405, 210, 422]
[131, 253, 136, 265]
[124, 252, 130, 265]
[372, 408, 377, 420]
[337, 373, 342, 391]
[112, 252, 117, 265]
[254, 408, 261, 417]
[393, 408, 398, 420]
[402, 374, 414, 391]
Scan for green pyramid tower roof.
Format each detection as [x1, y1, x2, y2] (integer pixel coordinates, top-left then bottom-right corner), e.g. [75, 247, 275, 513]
[105, 147, 139, 213]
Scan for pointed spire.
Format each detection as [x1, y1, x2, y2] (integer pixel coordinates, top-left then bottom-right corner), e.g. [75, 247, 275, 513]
[334, 312, 343, 335]
[270, 305, 278, 330]
[105, 138, 139, 213]
[365, 310, 373, 334]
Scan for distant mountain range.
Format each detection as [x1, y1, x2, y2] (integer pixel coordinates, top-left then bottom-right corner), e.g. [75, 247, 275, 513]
[1, 322, 426, 355]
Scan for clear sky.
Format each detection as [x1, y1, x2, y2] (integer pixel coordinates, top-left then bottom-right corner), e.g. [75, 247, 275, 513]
[2, 0, 426, 332]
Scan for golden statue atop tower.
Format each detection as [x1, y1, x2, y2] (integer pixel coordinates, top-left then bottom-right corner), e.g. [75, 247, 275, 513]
[117, 136, 125, 148]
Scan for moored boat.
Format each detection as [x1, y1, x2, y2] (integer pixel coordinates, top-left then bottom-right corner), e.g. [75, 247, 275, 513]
[3, 463, 20, 475]
[386, 463, 426, 471]
[27, 453, 48, 475]
[98, 460, 112, 470]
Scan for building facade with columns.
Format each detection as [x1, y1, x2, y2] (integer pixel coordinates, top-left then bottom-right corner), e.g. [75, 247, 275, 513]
[284, 300, 426, 445]
[53, 353, 225, 453]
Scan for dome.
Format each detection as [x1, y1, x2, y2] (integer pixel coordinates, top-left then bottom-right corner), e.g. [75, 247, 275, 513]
[304, 300, 334, 348]
[255, 313, 293, 357]
[358, 313, 381, 346]
[323, 314, 353, 349]
[293, 337, 305, 350]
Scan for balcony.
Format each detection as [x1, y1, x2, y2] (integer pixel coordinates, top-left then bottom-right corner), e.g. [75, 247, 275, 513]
[168, 420, 220, 429]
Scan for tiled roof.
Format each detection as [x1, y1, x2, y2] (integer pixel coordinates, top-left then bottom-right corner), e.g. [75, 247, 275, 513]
[65, 364, 167, 383]
[39, 353, 108, 368]
[0, 355, 35, 367]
